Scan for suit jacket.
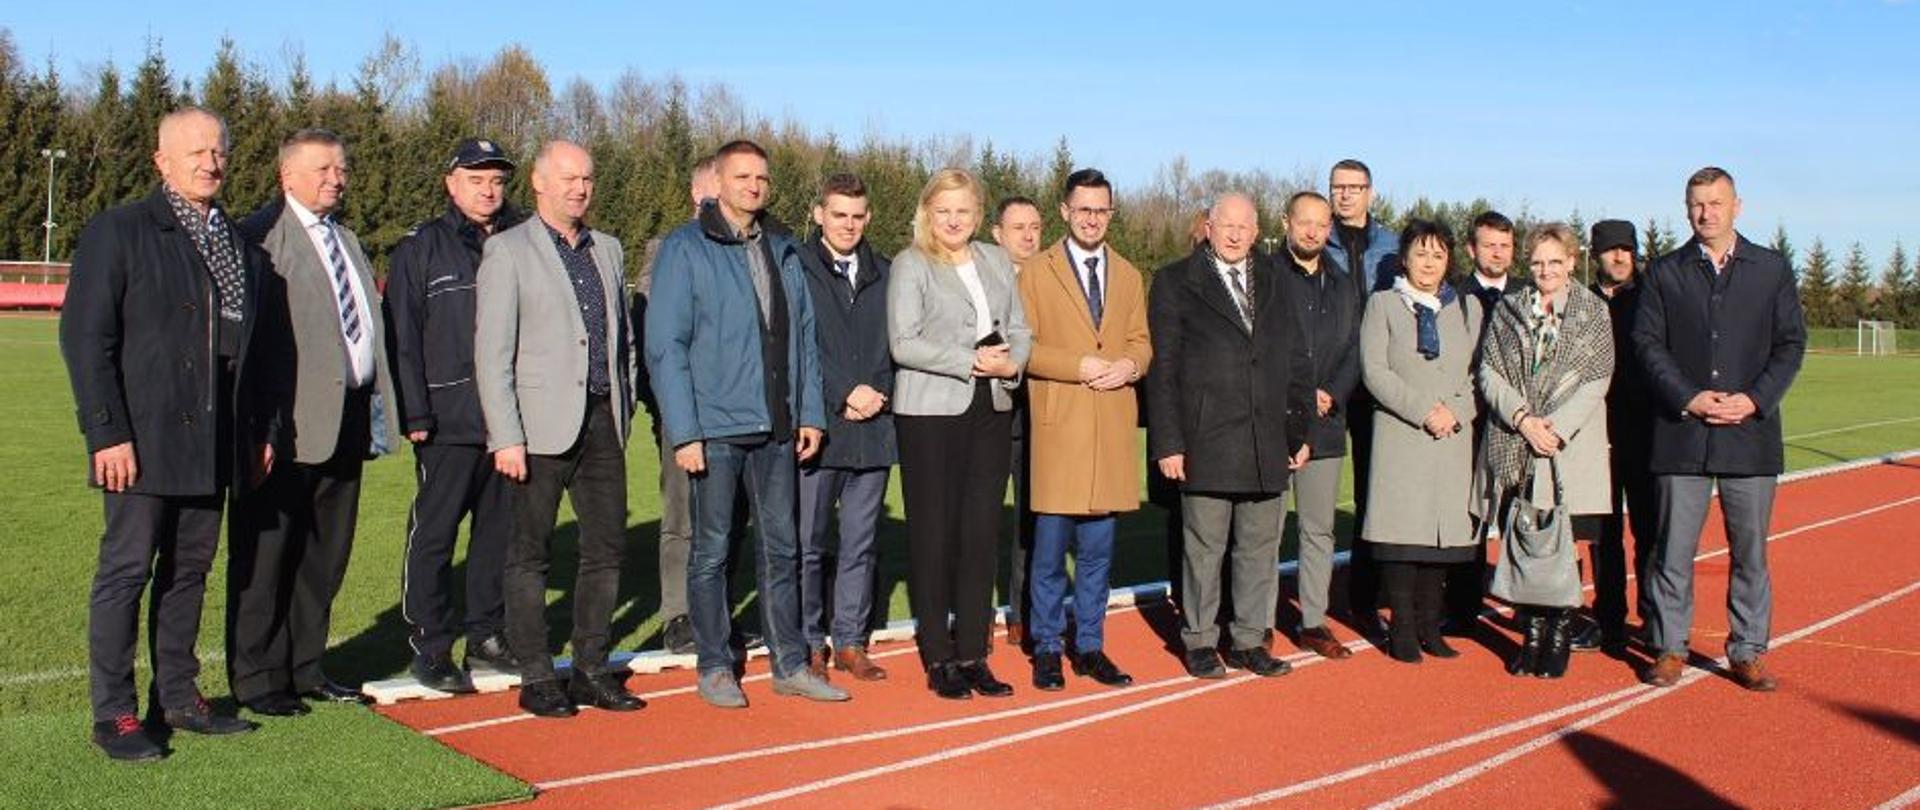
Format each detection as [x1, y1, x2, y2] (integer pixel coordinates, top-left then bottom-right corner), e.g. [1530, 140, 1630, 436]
[798, 236, 896, 469]
[886, 241, 1031, 416]
[240, 197, 400, 465]
[1146, 247, 1311, 496]
[474, 216, 635, 455]
[1632, 234, 1805, 476]
[60, 187, 278, 496]
[1018, 239, 1152, 515]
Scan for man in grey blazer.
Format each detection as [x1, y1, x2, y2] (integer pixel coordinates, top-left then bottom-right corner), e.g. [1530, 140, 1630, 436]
[231, 128, 401, 716]
[475, 140, 642, 719]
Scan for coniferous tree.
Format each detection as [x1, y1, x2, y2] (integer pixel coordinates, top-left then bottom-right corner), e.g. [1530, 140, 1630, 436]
[1837, 242, 1874, 324]
[1800, 239, 1838, 328]
[1883, 242, 1914, 328]
[1770, 224, 1798, 281]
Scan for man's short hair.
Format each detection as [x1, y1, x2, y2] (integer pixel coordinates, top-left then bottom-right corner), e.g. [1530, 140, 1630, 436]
[1398, 217, 1456, 260]
[713, 139, 768, 164]
[278, 128, 343, 166]
[692, 155, 717, 175]
[1329, 158, 1372, 183]
[1284, 190, 1329, 218]
[1470, 210, 1514, 236]
[996, 195, 1039, 223]
[1062, 168, 1112, 199]
[818, 171, 867, 204]
[1687, 165, 1736, 194]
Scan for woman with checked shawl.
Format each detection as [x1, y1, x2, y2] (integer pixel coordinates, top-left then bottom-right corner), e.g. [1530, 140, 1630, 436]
[1473, 222, 1615, 679]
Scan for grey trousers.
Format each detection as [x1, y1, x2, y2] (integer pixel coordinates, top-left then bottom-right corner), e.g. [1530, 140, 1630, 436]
[655, 437, 692, 619]
[1647, 474, 1776, 663]
[798, 465, 890, 648]
[1181, 492, 1284, 651]
[1287, 456, 1344, 630]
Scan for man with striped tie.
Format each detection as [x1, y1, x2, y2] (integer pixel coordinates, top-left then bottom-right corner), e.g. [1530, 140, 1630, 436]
[231, 128, 400, 716]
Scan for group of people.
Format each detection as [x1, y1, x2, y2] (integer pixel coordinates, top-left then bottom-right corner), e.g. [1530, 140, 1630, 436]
[61, 106, 1805, 764]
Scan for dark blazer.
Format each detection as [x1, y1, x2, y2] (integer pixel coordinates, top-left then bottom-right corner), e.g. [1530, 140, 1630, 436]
[59, 187, 278, 497]
[1146, 247, 1312, 495]
[1459, 272, 1511, 330]
[1594, 279, 1653, 464]
[798, 236, 896, 469]
[1632, 235, 1806, 476]
[384, 204, 525, 446]
[1280, 252, 1361, 457]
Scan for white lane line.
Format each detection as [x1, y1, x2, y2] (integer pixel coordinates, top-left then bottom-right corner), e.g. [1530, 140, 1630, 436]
[1787, 416, 1920, 441]
[1365, 578, 1920, 810]
[1874, 783, 1920, 810]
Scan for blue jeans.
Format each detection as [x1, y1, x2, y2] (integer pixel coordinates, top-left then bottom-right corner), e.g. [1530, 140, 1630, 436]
[688, 439, 806, 678]
[1029, 514, 1116, 654]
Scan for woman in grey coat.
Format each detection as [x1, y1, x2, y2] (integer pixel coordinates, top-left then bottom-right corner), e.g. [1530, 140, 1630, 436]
[1474, 223, 1614, 678]
[1359, 219, 1482, 664]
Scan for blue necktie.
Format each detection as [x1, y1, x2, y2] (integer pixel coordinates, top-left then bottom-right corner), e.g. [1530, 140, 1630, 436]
[320, 221, 362, 343]
[1082, 255, 1103, 330]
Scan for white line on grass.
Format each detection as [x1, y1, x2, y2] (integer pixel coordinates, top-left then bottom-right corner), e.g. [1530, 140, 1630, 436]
[1786, 416, 1920, 441]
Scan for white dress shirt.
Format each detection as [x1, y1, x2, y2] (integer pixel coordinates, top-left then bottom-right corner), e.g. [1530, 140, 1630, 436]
[287, 195, 375, 387]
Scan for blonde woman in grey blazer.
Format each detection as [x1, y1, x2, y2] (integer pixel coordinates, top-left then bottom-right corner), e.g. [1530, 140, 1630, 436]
[887, 168, 1030, 700]
[1359, 219, 1483, 665]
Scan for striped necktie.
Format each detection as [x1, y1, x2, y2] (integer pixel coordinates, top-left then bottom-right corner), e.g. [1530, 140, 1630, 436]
[320, 220, 363, 343]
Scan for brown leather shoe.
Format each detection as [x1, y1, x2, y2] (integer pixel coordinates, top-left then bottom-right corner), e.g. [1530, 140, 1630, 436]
[1729, 656, 1778, 692]
[1644, 652, 1686, 687]
[1298, 626, 1353, 660]
[832, 645, 888, 681]
[1005, 622, 1026, 647]
[808, 645, 831, 681]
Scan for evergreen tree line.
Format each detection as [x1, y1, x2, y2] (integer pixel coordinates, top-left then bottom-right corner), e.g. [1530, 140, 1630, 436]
[2, 32, 1913, 328]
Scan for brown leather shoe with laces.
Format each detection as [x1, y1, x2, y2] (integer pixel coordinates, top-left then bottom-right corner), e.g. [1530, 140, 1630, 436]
[807, 645, 831, 681]
[832, 644, 888, 681]
[1298, 625, 1353, 660]
[1644, 652, 1687, 687]
[1729, 656, 1778, 692]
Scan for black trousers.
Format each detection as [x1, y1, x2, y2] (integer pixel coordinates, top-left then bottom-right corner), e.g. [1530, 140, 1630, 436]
[503, 397, 627, 682]
[1593, 434, 1658, 636]
[402, 443, 512, 660]
[1445, 410, 1494, 625]
[89, 492, 224, 720]
[897, 383, 1010, 668]
[1345, 396, 1380, 616]
[228, 387, 368, 702]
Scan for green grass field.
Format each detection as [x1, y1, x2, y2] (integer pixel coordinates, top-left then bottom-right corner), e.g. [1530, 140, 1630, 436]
[3, 313, 1917, 809]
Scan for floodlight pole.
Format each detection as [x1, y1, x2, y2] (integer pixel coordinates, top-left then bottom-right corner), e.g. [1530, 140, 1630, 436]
[41, 148, 68, 266]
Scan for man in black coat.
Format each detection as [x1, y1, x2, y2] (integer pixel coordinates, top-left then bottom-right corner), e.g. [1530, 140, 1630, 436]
[60, 107, 265, 760]
[1445, 209, 1517, 633]
[1148, 193, 1312, 680]
[795, 172, 895, 683]
[384, 138, 526, 693]
[1582, 219, 1655, 653]
[1275, 191, 1361, 660]
[1633, 167, 1805, 692]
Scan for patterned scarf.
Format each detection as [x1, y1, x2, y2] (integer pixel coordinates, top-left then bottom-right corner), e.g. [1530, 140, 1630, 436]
[1481, 282, 1614, 492]
[163, 188, 246, 323]
[1392, 275, 1457, 359]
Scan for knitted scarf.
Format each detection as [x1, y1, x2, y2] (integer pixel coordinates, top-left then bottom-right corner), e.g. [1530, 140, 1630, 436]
[1482, 282, 1614, 492]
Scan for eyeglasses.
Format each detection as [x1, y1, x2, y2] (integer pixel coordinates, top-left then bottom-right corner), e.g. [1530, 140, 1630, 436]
[1330, 183, 1370, 195]
[1068, 206, 1116, 220]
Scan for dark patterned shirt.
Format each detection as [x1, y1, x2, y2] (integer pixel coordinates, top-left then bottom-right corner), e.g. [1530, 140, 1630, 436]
[544, 221, 611, 396]
[163, 187, 246, 357]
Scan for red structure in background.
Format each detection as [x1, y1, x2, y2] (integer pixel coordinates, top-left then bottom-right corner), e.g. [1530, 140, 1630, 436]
[0, 262, 69, 310]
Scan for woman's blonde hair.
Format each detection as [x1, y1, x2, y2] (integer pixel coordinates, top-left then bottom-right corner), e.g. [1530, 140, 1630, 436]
[911, 167, 986, 262]
[1525, 222, 1581, 260]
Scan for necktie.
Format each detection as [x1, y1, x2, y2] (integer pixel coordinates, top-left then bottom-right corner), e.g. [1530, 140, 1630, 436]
[1082, 255, 1103, 330]
[1228, 267, 1254, 329]
[320, 221, 363, 343]
[834, 258, 854, 293]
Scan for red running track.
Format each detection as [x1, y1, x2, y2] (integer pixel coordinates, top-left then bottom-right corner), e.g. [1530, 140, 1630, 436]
[378, 461, 1920, 809]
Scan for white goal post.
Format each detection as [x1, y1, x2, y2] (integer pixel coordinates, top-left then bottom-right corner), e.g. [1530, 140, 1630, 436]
[1857, 320, 1898, 355]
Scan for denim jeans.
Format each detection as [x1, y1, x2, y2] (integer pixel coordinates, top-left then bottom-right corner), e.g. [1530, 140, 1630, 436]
[688, 438, 806, 678]
[1029, 514, 1117, 654]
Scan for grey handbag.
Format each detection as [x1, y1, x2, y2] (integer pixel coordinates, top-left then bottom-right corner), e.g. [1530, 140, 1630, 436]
[1490, 460, 1583, 608]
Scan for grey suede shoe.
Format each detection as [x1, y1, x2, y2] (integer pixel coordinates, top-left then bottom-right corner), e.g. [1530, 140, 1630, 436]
[771, 670, 850, 702]
[697, 669, 748, 709]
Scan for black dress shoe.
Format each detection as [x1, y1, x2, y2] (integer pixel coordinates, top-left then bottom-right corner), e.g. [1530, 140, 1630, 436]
[1070, 651, 1134, 687]
[92, 715, 164, 762]
[413, 655, 477, 694]
[162, 696, 256, 735]
[927, 662, 973, 700]
[1224, 647, 1293, 677]
[465, 634, 521, 674]
[1032, 651, 1066, 691]
[568, 671, 645, 712]
[1569, 623, 1603, 653]
[300, 680, 370, 704]
[1184, 648, 1227, 679]
[660, 614, 696, 655]
[243, 692, 310, 717]
[518, 679, 579, 718]
[956, 660, 1014, 697]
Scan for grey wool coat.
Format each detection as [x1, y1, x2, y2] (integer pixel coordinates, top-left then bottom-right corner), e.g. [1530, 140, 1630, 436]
[1359, 288, 1482, 549]
[1472, 285, 1614, 518]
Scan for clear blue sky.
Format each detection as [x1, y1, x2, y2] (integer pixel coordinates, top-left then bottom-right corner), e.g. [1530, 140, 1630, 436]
[10, 1, 1918, 269]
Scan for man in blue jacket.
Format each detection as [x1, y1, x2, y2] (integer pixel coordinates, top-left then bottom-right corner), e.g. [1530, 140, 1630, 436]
[646, 140, 846, 708]
[1634, 167, 1805, 692]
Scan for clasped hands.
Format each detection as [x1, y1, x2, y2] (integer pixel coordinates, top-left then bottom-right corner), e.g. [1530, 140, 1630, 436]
[842, 384, 887, 421]
[1686, 391, 1757, 425]
[971, 344, 1018, 379]
[1076, 355, 1137, 391]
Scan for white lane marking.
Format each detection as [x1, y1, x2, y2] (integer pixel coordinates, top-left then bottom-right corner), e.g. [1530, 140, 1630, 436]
[1786, 416, 1920, 441]
[1365, 579, 1920, 810]
[1873, 783, 1920, 810]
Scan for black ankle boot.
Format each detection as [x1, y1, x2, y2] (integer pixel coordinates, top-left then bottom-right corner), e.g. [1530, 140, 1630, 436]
[1509, 609, 1547, 676]
[1388, 618, 1423, 663]
[1539, 609, 1574, 679]
[1414, 570, 1459, 659]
